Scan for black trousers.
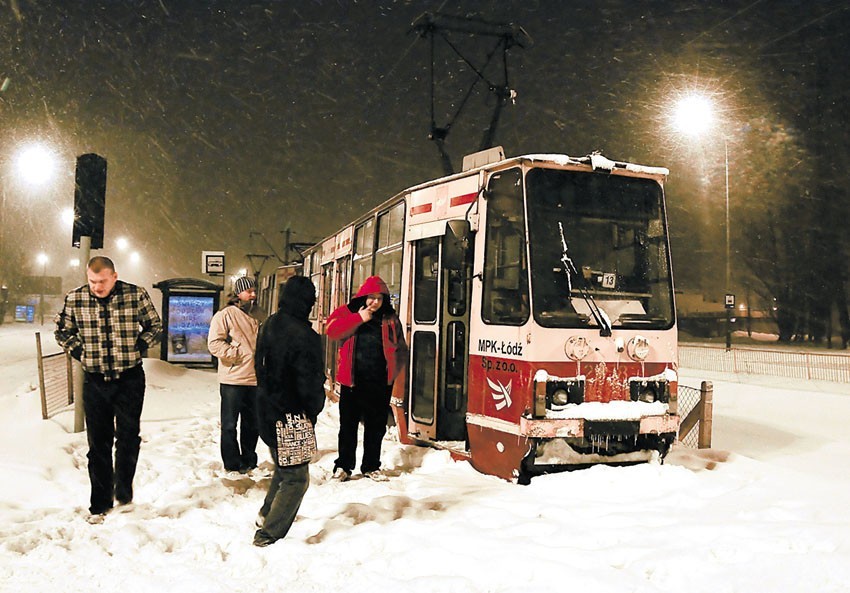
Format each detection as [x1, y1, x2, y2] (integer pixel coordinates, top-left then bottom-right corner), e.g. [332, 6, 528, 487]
[83, 365, 145, 514]
[219, 384, 259, 471]
[334, 382, 392, 474]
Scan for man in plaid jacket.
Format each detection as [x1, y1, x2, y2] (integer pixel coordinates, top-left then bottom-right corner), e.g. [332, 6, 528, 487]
[55, 256, 162, 519]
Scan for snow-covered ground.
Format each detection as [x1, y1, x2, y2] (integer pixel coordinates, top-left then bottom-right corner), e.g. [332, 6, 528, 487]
[1, 322, 849, 593]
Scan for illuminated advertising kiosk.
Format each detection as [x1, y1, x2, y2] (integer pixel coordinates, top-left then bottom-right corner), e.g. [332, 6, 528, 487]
[153, 278, 224, 368]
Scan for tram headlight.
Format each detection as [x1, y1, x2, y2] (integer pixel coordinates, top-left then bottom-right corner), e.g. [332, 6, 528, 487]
[626, 335, 650, 361]
[545, 380, 584, 410]
[565, 336, 590, 361]
[551, 388, 570, 407]
[629, 380, 670, 404]
[636, 385, 657, 403]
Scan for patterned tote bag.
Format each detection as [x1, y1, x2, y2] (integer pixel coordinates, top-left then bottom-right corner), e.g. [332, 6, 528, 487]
[275, 412, 318, 466]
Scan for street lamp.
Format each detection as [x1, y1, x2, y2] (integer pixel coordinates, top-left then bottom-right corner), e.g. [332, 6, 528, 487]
[1, 142, 59, 287]
[36, 252, 49, 325]
[16, 144, 58, 188]
[671, 92, 733, 350]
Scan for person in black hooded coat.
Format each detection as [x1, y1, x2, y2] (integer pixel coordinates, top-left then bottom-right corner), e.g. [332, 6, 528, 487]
[253, 275, 326, 546]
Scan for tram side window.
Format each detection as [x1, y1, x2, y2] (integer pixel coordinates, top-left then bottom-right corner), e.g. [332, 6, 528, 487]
[335, 256, 351, 310]
[352, 219, 375, 292]
[377, 202, 405, 249]
[307, 250, 322, 320]
[411, 332, 436, 424]
[414, 237, 440, 324]
[375, 203, 405, 310]
[310, 272, 321, 319]
[483, 168, 529, 325]
[375, 248, 402, 310]
[321, 263, 334, 318]
[304, 253, 313, 319]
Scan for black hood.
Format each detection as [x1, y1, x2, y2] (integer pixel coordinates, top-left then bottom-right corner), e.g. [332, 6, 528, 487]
[278, 275, 316, 320]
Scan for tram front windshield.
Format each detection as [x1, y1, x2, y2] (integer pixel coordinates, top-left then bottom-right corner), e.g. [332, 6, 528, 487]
[526, 168, 674, 330]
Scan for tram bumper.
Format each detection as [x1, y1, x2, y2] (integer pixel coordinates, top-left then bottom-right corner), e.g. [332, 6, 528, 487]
[464, 413, 679, 482]
[520, 414, 679, 439]
[519, 414, 679, 474]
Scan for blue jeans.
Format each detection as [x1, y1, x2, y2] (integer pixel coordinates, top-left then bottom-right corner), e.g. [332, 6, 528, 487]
[254, 460, 310, 545]
[219, 384, 259, 471]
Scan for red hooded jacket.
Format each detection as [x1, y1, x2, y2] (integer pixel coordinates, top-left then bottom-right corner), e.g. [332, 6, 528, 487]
[325, 276, 407, 387]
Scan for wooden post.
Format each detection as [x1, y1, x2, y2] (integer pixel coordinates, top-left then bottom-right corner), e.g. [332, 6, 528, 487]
[698, 381, 713, 448]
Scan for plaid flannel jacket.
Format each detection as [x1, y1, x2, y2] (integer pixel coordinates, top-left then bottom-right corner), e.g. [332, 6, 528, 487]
[55, 280, 163, 380]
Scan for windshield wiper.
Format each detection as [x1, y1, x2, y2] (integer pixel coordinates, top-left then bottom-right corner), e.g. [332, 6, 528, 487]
[558, 222, 612, 337]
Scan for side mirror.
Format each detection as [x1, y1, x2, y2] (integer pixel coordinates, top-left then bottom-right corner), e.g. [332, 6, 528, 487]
[442, 219, 471, 270]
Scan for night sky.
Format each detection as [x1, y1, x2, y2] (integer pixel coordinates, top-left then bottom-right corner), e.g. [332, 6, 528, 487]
[1, 0, 847, 295]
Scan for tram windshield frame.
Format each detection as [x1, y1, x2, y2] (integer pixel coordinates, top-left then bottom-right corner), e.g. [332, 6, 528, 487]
[525, 167, 675, 330]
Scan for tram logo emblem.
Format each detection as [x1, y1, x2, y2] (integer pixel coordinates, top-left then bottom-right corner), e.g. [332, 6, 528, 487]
[487, 377, 513, 410]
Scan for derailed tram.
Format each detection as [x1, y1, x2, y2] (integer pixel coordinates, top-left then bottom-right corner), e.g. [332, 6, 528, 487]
[302, 147, 679, 483]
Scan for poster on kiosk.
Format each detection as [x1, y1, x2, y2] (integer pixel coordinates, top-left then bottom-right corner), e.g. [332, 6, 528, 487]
[154, 256, 225, 367]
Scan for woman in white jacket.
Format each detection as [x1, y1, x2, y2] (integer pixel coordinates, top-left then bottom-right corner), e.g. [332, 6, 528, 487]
[207, 276, 267, 472]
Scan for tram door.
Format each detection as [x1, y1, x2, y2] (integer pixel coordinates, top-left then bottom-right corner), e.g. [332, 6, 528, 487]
[320, 261, 336, 380]
[327, 255, 350, 385]
[409, 222, 472, 443]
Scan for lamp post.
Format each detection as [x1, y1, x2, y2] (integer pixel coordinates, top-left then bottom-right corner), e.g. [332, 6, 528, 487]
[672, 92, 733, 350]
[36, 252, 49, 325]
[1, 185, 6, 281]
[723, 139, 731, 346]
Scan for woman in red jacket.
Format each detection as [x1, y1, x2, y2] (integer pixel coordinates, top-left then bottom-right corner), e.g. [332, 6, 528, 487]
[326, 276, 407, 481]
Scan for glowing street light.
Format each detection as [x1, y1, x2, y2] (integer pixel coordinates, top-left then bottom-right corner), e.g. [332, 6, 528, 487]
[15, 143, 58, 188]
[671, 91, 733, 351]
[671, 93, 716, 138]
[1, 142, 61, 288]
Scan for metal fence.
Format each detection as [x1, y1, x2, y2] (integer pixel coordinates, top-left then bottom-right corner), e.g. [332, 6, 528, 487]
[677, 382, 713, 449]
[679, 343, 850, 383]
[677, 384, 700, 448]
